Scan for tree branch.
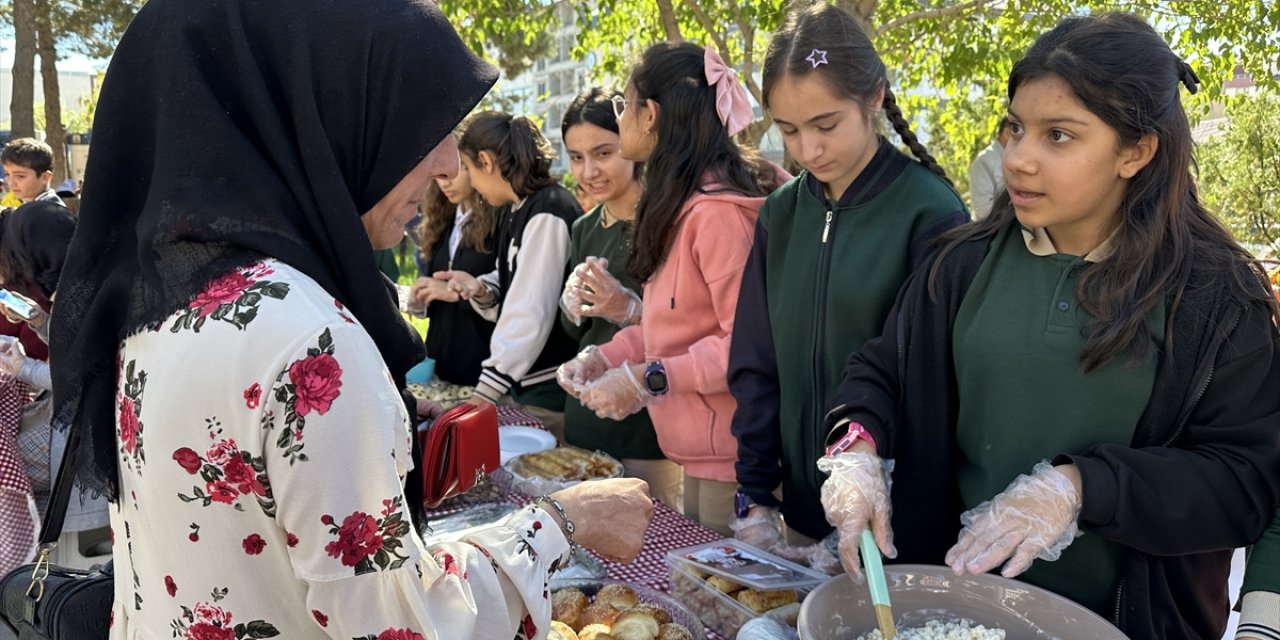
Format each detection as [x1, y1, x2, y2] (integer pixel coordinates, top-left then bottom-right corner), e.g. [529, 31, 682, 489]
[874, 0, 996, 37]
[656, 0, 683, 42]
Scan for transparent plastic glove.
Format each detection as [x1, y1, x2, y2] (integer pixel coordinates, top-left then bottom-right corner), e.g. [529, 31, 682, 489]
[580, 362, 650, 420]
[0, 336, 27, 377]
[559, 263, 589, 326]
[578, 257, 642, 327]
[803, 541, 844, 576]
[556, 345, 611, 399]
[730, 506, 785, 550]
[818, 451, 896, 581]
[944, 460, 1082, 579]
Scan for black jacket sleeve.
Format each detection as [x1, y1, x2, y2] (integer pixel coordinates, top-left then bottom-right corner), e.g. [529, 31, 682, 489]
[1063, 300, 1280, 556]
[727, 220, 782, 507]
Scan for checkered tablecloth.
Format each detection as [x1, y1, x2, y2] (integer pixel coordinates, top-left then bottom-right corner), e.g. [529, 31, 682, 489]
[494, 405, 543, 429]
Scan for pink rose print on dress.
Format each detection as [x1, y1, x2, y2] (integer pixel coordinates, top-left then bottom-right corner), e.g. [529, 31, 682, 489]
[189, 271, 253, 317]
[165, 576, 177, 597]
[173, 448, 202, 474]
[172, 590, 280, 640]
[117, 360, 148, 473]
[288, 352, 343, 417]
[355, 629, 425, 640]
[321, 495, 411, 575]
[311, 609, 328, 627]
[242, 534, 266, 555]
[244, 383, 262, 409]
[169, 262, 290, 333]
[268, 328, 340, 464]
[519, 615, 537, 640]
[177, 434, 276, 517]
[286, 533, 298, 548]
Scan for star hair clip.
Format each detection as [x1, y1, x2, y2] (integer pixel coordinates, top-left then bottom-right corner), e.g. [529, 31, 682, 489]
[806, 48, 829, 68]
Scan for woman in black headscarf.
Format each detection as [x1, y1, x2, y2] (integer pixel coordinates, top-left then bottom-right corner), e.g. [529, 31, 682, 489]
[50, 1, 652, 637]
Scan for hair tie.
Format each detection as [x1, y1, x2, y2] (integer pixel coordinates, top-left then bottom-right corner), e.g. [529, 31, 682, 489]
[1178, 61, 1200, 95]
[703, 45, 753, 137]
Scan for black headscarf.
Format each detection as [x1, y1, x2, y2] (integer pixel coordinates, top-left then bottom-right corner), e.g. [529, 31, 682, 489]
[50, 0, 497, 499]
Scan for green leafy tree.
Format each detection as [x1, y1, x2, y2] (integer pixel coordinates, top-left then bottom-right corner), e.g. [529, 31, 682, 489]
[1197, 90, 1280, 254]
[446, 0, 1279, 184]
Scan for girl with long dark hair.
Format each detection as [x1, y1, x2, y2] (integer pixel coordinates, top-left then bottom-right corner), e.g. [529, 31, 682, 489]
[727, 2, 968, 552]
[819, 13, 1280, 638]
[436, 111, 581, 438]
[559, 42, 786, 535]
[408, 158, 497, 385]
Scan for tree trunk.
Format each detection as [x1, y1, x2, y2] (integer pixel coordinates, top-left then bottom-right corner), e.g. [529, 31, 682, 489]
[656, 0, 683, 42]
[36, 0, 68, 186]
[10, 0, 39, 138]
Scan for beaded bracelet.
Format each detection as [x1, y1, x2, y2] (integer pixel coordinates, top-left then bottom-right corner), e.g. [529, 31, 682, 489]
[534, 495, 576, 545]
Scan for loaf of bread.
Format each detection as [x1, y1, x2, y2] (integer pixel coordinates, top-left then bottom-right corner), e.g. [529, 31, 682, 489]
[577, 624, 616, 640]
[705, 575, 743, 594]
[579, 601, 620, 630]
[549, 620, 580, 640]
[734, 587, 798, 613]
[552, 588, 588, 629]
[595, 584, 639, 609]
[610, 609, 661, 640]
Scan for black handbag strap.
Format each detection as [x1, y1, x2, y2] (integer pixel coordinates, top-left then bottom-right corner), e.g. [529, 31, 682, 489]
[35, 424, 82, 546]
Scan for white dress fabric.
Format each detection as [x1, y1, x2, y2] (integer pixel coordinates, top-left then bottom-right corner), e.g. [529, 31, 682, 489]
[108, 259, 569, 640]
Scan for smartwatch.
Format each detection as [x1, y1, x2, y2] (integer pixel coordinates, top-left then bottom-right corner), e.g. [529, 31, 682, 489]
[643, 361, 669, 396]
[825, 420, 876, 457]
[734, 490, 757, 518]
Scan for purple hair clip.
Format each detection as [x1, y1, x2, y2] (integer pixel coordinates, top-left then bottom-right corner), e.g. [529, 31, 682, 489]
[806, 49, 828, 68]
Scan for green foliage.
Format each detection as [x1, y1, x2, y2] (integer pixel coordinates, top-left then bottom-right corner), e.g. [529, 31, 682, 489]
[436, 0, 561, 77]
[1197, 90, 1280, 254]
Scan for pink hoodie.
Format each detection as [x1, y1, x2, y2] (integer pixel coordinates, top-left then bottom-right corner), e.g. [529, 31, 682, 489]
[598, 184, 767, 481]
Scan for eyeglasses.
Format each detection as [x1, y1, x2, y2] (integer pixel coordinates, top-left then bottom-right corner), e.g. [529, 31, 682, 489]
[611, 95, 631, 120]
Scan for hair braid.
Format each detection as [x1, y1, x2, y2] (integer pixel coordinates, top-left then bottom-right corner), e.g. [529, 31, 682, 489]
[882, 88, 951, 184]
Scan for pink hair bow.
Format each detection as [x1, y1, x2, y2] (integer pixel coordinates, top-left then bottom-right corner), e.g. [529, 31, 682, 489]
[704, 45, 753, 137]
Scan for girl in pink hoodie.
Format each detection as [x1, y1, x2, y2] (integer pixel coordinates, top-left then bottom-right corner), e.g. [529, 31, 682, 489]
[557, 42, 786, 536]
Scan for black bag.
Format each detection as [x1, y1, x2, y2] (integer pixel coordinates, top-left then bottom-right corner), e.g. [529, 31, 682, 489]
[1, 425, 112, 639]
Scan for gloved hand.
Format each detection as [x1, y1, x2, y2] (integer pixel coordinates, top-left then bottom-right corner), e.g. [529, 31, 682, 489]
[577, 257, 641, 327]
[556, 345, 612, 399]
[730, 505, 784, 550]
[580, 362, 650, 420]
[0, 336, 28, 377]
[818, 451, 896, 581]
[559, 263, 589, 326]
[944, 460, 1082, 579]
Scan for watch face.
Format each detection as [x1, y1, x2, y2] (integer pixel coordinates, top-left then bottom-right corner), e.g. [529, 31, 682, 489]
[645, 370, 668, 394]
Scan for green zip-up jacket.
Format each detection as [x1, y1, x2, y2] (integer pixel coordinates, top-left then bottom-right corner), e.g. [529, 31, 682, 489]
[728, 139, 968, 539]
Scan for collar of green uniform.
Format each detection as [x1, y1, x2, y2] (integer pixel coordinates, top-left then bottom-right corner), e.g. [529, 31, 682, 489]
[804, 135, 909, 209]
[1020, 223, 1117, 262]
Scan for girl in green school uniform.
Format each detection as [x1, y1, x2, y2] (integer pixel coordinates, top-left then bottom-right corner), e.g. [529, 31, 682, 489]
[726, 2, 969, 552]
[819, 13, 1280, 640]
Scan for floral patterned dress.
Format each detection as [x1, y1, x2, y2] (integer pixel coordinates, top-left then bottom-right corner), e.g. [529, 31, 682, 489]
[108, 260, 569, 640]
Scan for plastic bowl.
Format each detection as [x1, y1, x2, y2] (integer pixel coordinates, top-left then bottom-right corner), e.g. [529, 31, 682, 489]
[797, 565, 1125, 639]
[549, 578, 706, 640]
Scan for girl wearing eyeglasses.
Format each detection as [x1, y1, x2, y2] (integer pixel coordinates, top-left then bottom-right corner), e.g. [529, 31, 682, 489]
[558, 43, 786, 535]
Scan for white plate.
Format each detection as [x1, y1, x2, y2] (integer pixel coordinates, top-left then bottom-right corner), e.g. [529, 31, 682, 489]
[498, 426, 556, 464]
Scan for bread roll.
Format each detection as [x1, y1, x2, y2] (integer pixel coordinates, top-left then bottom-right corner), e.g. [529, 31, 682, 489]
[595, 583, 640, 609]
[578, 601, 620, 630]
[577, 624, 616, 640]
[734, 587, 798, 613]
[610, 609, 660, 640]
[552, 588, 588, 628]
[549, 620, 580, 640]
[656, 623, 694, 640]
[705, 575, 743, 594]
[623, 603, 672, 625]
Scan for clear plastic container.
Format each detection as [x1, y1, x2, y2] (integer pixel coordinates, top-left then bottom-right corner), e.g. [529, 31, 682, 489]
[665, 539, 828, 591]
[667, 556, 812, 639]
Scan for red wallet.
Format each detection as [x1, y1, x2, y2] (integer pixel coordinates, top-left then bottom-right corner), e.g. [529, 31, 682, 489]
[418, 402, 500, 508]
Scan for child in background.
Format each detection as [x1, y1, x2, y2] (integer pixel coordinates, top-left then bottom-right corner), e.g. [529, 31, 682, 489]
[728, 2, 968, 555]
[0, 138, 64, 207]
[408, 163, 497, 386]
[436, 112, 581, 439]
[559, 43, 785, 535]
[820, 13, 1280, 638]
[557, 87, 683, 511]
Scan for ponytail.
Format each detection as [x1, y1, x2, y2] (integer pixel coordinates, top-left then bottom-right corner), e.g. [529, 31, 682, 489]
[458, 111, 556, 198]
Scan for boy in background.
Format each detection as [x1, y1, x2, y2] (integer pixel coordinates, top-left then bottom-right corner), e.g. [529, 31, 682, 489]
[1, 138, 65, 207]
